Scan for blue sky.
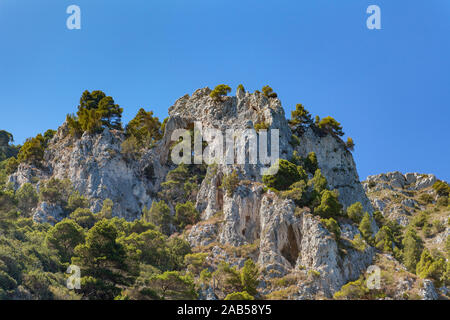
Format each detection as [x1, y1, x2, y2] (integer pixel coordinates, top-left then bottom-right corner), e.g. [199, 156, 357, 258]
[0, 0, 449, 181]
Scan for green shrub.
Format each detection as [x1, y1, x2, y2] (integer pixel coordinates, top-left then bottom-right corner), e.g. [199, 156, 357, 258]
[16, 183, 38, 215]
[237, 84, 245, 92]
[143, 200, 172, 235]
[416, 249, 446, 286]
[174, 201, 199, 229]
[290, 104, 312, 127]
[433, 180, 450, 197]
[225, 291, 255, 300]
[262, 159, 306, 191]
[221, 170, 239, 197]
[333, 278, 369, 300]
[70, 208, 97, 229]
[281, 180, 313, 207]
[254, 121, 270, 132]
[347, 202, 364, 223]
[290, 134, 300, 147]
[317, 116, 344, 136]
[346, 137, 355, 151]
[373, 210, 385, 226]
[351, 234, 367, 251]
[4, 157, 19, 175]
[18, 134, 45, 165]
[210, 84, 231, 100]
[375, 226, 395, 252]
[66, 191, 89, 213]
[303, 152, 318, 174]
[308, 169, 327, 195]
[437, 196, 448, 207]
[321, 217, 341, 240]
[39, 178, 74, 206]
[402, 228, 424, 273]
[419, 193, 434, 204]
[124, 108, 162, 152]
[261, 85, 277, 98]
[67, 90, 123, 136]
[240, 259, 259, 296]
[46, 219, 85, 262]
[314, 190, 343, 218]
[358, 213, 373, 242]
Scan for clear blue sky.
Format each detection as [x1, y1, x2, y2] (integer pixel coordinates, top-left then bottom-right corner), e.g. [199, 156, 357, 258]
[0, 0, 449, 181]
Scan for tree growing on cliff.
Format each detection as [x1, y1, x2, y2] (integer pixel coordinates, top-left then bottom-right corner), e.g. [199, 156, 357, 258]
[402, 228, 424, 273]
[317, 116, 344, 137]
[67, 90, 123, 136]
[262, 159, 307, 191]
[125, 108, 162, 148]
[262, 85, 277, 98]
[210, 84, 231, 101]
[290, 104, 312, 127]
[17, 134, 45, 165]
[346, 137, 355, 151]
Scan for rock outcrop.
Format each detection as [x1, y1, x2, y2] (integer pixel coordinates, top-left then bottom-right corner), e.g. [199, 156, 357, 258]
[8, 87, 377, 298]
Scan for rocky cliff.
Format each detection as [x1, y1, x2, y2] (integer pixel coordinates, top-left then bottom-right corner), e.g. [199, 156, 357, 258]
[7, 87, 387, 298]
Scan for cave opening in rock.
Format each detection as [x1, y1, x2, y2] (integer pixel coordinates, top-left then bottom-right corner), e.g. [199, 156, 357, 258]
[280, 225, 299, 267]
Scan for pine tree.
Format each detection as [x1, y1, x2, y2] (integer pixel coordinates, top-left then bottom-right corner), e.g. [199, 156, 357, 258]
[402, 228, 424, 273]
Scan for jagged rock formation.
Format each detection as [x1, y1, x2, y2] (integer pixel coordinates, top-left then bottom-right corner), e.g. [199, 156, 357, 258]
[362, 172, 440, 227]
[8, 87, 378, 298]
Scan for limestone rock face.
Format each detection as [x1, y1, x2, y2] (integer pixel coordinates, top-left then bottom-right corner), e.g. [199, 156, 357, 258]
[420, 280, 439, 300]
[295, 127, 373, 214]
[10, 123, 167, 221]
[363, 172, 439, 227]
[8, 87, 377, 298]
[32, 202, 64, 224]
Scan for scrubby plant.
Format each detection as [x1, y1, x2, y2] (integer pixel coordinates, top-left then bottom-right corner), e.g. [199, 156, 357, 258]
[290, 104, 312, 127]
[221, 170, 239, 197]
[16, 183, 38, 215]
[347, 202, 364, 223]
[308, 169, 328, 195]
[317, 116, 344, 136]
[333, 278, 369, 300]
[70, 208, 97, 229]
[321, 217, 341, 241]
[433, 180, 450, 197]
[416, 249, 446, 286]
[240, 259, 259, 296]
[358, 213, 373, 242]
[402, 228, 424, 273]
[225, 291, 254, 300]
[254, 121, 270, 132]
[237, 84, 245, 92]
[303, 152, 318, 174]
[210, 84, 231, 101]
[346, 137, 355, 151]
[18, 134, 45, 165]
[46, 219, 85, 262]
[124, 108, 162, 154]
[39, 178, 74, 207]
[261, 85, 277, 98]
[314, 190, 343, 219]
[418, 193, 434, 204]
[67, 90, 123, 136]
[262, 159, 307, 191]
[174, 201, 199, 229]
[4, 157, 19, 175]
[143, 200, 172, 235]
[290, 134, 300, 147]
